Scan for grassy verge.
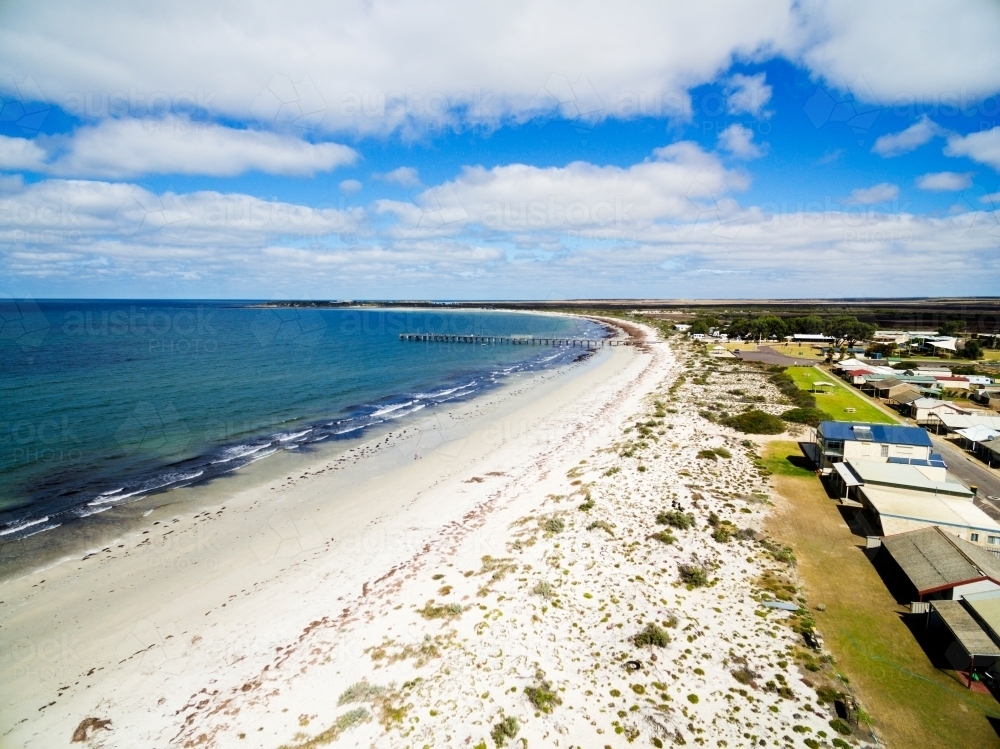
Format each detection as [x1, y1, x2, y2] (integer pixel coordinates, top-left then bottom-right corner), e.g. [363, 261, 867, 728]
[763, 441, 1000, 748]
[784, 366, 897, 424]
[760, 440, 816, 477]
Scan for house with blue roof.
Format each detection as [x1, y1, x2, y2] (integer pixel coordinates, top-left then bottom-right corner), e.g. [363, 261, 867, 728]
[815, 421, 933, 471]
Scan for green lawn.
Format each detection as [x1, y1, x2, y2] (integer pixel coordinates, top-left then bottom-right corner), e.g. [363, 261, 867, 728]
[765, 441, 1000, 749]
[785, 365, 898, 424]
[760, 440, 816, 477]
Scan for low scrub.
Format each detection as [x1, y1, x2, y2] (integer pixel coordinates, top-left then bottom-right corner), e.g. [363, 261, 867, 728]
[769, 369, 816, 409]
[781, 407, 832, 426]
[418, 601, 464, 620]
[633, 622, 671, 648]
[722, 409, 785, 435]
[656, 510, 695, 530]
[490, 716, 519, 746]
[678, 564, 709, 587]
[524, 679, 562, 713]
[650, 530, 675, 545]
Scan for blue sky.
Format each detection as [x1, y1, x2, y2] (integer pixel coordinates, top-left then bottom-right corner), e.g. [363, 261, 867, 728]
[1, 1, 999, 299]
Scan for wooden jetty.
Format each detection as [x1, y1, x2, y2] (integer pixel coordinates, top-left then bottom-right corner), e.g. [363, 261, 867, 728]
[398, 333, 627, 348]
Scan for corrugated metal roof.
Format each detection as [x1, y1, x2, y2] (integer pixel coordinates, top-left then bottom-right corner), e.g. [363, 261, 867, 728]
[833, 461, 862, 486]
[931, 600, 1000, 657]
[882, 526, 1000, 594]
[964, 593, 1000, 642]
[940, 414, 1000, 431]
[819, 421, 933, 447]
[848, 460, 971, 496]
[866, 488, 1000, 537]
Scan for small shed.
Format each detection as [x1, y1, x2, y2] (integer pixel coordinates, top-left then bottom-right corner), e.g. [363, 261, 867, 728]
[928, 600, 1000, 677]
[879, 526, 1000, 602]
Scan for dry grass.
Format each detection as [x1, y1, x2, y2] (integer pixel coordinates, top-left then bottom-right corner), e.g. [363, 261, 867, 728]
[765, 442, 1000, 749]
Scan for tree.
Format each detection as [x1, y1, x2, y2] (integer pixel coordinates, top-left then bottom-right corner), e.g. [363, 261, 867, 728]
[787, 315, 824, 335]
[938, 319, 966, 336]
[823, 315, 875, 347]
[961, 339, 983, 360]
[748, 315, 787, 341]
[727, 317, 751, 339]
[688, 319, 710, 335]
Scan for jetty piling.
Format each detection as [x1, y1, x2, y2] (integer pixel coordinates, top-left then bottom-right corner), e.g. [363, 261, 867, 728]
[397, 334, 627, 348]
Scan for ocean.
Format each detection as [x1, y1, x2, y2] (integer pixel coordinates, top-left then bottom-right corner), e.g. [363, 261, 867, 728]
[0, 301, 605, 548]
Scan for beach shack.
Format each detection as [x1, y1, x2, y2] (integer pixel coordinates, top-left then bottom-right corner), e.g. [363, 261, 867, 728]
[814, 421, 933, 471]
[878, 526, 1000, 602]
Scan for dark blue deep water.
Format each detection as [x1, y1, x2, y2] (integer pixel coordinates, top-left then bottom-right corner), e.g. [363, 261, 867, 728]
[0, 301, 604, 542]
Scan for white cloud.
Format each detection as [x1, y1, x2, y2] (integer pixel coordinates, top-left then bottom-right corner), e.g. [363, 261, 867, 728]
[2, 169, 998, 297]
[380, 167, 420, 187]
[845, 183, 899, 204]
[944, 126, 1000, 172]
[35, 117, 357, 178]
[724, 73, 772, 118]
[339, 179, 363, 194]
[916, 171, 973, 191]
[2, 2, 998, 134]
[376, 142, 748, 236]
[871, 115, 944, 157]
[781, 0, 1000, 104]
[0, 134, 47, 171]
[717, 124, 766, 159]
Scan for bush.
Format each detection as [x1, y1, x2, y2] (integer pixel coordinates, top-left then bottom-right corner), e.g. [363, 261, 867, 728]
[679, 564, 709, 587]
[650, 530, 675, 545]
[656, 510, 695, 530]
[544, 518, 565, 533]
[524, 680, 562, 713]
[769, 369, 816, 408]
[418, 601, 464, 619]
[633, 622, 671, 648]
[696, 449, 719, 460]
[491, 716, 520, 746]
[722, 409, 785, 434]
[780, 407, 832, 426]
[829, 718, 851, 736]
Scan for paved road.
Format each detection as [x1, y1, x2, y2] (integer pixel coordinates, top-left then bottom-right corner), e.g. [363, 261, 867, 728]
[930, 434, 1000, 520]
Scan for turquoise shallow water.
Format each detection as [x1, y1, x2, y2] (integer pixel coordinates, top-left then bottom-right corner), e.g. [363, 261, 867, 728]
[0, 301, 604, 541]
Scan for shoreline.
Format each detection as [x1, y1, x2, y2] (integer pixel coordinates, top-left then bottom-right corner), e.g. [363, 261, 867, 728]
[3, 327, 881, 749]
[0, 307, 613, 575]
[1, 324, 644, 746]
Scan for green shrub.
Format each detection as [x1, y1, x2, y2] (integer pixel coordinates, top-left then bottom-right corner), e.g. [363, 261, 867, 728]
[578, 496, 595, 511]
[490, 716, 519, 746]
[696, 449, 719, 460]
[524, 680, 562, 713]
[651, 530, 675, 545]
[714, 447, 731, 459]
[656, 510, 695, 530]
[780, 407, 832, 426]
[722, 410, 785, 435]
[769, 369, 816, 408]
[829, 718, 851, 736]
[544, 518, 565, 533]
[679, 564, 708, 587]
[587, 520, 615, 536]
[814, 686, 844, 705]
[687, 693, 699, 704]
[633, 622, 671, 648]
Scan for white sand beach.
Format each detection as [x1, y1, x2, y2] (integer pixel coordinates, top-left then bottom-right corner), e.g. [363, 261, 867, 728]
[1, 324, 870, 749]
